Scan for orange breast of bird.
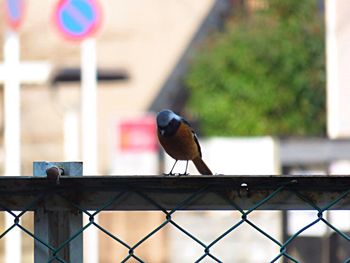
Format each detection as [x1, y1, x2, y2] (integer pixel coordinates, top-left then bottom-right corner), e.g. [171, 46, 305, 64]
[158, 122, 200, 160]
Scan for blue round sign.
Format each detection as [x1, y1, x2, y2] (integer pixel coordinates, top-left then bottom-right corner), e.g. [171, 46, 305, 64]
[5, 0, 24, 29]
[54, 0, 101, 40]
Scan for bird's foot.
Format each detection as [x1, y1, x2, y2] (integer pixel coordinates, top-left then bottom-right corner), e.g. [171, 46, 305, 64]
[177, 172, 190, 176]
[163, 172, 189, 176]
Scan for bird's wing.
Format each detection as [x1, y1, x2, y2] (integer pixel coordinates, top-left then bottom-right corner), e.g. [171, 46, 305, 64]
[181, 118, 202, 158]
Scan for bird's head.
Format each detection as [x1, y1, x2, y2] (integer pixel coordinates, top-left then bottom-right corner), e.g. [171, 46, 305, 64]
[156, 109, 181, 136]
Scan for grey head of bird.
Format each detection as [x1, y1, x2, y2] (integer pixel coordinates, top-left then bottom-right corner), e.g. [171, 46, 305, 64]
[156, 109, 181, 137]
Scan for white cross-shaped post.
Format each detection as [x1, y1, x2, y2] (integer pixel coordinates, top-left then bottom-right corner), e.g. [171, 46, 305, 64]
[2, 29, 51, 263]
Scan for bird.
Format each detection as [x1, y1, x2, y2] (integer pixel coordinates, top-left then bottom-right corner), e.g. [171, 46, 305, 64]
[156, 109, 212, 175]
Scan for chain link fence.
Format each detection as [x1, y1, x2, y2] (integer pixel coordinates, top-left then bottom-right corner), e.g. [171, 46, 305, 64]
[0, 167, 349, 262]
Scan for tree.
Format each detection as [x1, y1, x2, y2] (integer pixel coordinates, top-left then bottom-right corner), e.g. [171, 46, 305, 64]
[185, 0, 326, 136]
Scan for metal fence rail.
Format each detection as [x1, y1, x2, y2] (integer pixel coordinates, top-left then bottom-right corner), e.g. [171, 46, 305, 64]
[0, 168, 350, 262]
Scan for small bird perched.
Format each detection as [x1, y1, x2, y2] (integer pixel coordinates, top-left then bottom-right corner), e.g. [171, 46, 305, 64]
[156, 109, 212, 175]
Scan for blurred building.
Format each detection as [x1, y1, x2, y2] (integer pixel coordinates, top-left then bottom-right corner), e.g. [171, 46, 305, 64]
[0, 0, 230, 176]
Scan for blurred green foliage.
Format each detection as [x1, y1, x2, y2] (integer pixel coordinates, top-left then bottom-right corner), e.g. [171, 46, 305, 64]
[185, 0, 326, 136]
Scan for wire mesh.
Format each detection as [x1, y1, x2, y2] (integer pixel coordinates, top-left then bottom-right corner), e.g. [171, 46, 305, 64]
[0, 176, 349, 262]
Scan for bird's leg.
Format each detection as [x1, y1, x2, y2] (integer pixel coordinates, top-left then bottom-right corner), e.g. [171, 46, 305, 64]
[179, 161, 189, 176]
[164, 160, 178, 176]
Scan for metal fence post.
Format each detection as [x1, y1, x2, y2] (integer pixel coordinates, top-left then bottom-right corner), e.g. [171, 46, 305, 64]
[33, 162, 83, 263]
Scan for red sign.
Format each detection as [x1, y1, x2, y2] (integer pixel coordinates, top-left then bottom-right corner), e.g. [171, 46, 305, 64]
[118, 116, 158, 153]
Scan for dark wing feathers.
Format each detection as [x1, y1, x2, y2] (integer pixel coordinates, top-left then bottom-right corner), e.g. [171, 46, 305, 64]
[181, 117, 202, 158]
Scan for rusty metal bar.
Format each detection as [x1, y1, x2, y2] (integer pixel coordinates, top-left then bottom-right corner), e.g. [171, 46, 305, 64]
[33, 162, 83, 263]
[0, 175, 349, 211]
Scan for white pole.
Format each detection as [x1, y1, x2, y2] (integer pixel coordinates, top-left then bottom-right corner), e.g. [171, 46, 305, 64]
[81, 37, 99, 263]
[326, 1, 350, 138]
[326, 0, 340, 138]
[4, 31, 21, 176]
[3, 29, 21, 263]
[81, 38, 98, 175]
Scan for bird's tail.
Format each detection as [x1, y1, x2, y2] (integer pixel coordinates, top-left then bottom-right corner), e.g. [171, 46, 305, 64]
[193, 156, 213, 175]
